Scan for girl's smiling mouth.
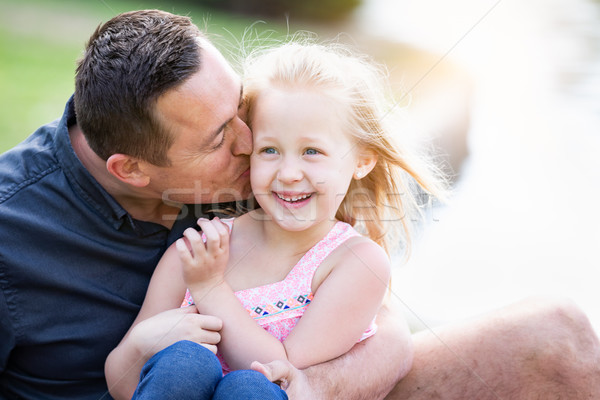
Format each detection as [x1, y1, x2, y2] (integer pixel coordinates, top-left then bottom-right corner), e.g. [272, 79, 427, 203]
[273, 191, 314, 207]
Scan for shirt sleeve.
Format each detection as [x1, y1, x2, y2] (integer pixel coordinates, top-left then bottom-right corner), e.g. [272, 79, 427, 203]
[0, 278, 16, 373]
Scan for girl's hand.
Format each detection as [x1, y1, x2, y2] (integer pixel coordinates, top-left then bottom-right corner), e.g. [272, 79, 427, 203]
[176, 217, 230, 294]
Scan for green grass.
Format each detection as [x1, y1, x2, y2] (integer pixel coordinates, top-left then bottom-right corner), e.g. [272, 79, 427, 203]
[0, 0, 295, 153]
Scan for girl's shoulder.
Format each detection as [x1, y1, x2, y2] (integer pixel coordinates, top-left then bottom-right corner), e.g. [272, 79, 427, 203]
[228, 210, 260, 232]
[312, 228, 391, 292]
[337, 234, 390, 270]
[226, 211, 265, 247]
[331, 221, 388, 260]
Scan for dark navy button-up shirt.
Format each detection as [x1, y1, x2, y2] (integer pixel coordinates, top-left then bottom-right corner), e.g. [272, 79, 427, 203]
[0, 97, 207, 399]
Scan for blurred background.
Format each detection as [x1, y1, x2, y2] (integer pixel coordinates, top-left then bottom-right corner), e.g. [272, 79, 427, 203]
[1, 0, 599, 332]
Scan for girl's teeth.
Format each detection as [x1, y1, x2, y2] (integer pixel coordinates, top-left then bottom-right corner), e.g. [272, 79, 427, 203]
[277, 193, 310, 202]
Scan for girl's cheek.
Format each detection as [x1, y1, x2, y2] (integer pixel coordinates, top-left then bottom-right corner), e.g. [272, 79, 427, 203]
[250, 166, 272, 186]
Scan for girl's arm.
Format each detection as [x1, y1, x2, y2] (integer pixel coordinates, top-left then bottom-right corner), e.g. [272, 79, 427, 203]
[104, 244, 222, 400]
[181, 218, 391, 370]
[282, 237, 391, 367]
[251, 297, 414, 400]
[178, 219, 289, 370]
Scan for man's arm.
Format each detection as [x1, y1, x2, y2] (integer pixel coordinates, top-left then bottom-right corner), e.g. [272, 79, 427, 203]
[105, 245, 223, 400]
[385, 296, 600, 399]
[253, 296, 414, 400]
[0, 286, 16, 381]
[256, 296, 600, 400]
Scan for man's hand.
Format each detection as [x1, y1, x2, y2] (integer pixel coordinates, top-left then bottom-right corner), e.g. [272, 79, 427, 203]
[251, 360, 316, 400]
[105, 306, 223, 400]
[129, 305, 222, 357]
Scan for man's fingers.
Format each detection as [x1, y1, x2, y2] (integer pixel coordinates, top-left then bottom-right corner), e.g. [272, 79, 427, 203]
[251, 360, 291, 389]
[202, 329, 221, 345]
[201, 343, 219, 354]
[197, 314, 223, 331]
[179, 306, 223, 331]
[250, 361, 272, 379]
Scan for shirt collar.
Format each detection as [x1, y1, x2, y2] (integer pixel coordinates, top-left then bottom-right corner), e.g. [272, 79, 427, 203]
[55, 96, 166, 236]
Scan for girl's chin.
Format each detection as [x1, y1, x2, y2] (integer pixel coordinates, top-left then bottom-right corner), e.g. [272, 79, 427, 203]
[271, 217, 311, 231]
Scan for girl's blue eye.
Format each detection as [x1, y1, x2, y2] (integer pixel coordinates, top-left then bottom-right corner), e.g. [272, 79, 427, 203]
[305, 148, 319, 155]
[264, 147, 277, 154]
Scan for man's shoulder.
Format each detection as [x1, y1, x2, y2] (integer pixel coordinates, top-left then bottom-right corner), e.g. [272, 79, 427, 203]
[0, 121, 61, 205]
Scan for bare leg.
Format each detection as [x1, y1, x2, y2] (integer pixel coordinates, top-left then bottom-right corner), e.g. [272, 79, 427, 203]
[387, 297, 600, 399]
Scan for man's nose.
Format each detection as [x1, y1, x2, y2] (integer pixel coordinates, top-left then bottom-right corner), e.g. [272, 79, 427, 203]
[230, 116, 252, 156]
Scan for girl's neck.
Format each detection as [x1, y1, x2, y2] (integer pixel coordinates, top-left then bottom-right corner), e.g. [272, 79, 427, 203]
[252, 209, 337, 256]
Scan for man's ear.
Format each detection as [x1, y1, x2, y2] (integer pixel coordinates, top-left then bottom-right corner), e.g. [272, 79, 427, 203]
[353, 149, 378, 180]
[106, 154, 150, 187]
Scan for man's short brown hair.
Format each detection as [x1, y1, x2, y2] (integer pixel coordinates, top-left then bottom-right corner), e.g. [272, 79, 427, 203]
[74, 10, 203, 165]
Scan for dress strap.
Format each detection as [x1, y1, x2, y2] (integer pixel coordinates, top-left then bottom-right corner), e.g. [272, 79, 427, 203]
[285, 221, 360, 286]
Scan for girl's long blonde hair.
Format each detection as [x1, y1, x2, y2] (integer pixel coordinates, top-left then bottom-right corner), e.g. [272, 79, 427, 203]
[243, 38, 446, 258]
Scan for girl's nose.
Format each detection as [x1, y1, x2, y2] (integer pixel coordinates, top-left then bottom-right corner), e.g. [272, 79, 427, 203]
[277, 157, 303, 184]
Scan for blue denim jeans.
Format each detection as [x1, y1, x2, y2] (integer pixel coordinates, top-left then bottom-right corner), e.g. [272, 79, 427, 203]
[132, 341, 288, 400]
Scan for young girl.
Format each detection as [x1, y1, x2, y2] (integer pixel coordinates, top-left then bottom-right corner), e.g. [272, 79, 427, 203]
[107, 40, 442, 399]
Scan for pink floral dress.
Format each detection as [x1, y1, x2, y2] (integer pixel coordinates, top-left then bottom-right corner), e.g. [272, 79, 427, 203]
[181, 220, 378, 373]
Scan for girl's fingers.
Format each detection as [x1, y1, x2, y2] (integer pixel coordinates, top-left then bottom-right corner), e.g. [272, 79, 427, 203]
[212, 217, 230, 252]
[178, 218, 230, 263]
[183, 226, 203, 242]
[197, 218, 229, 254]
[175, 238, 193, 264]
[179, 227, 204, 259]
[197, 218, 219, 254]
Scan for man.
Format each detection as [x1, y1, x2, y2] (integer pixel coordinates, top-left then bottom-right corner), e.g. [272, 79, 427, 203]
[0, 9, 598, 400]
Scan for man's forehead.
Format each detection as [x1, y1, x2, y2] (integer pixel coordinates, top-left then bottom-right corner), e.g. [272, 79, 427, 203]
[197, 37, 241, 77]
